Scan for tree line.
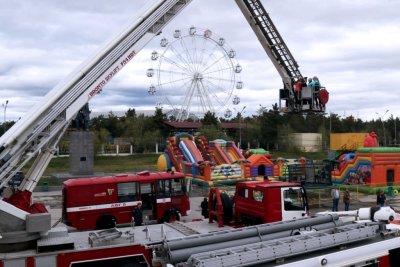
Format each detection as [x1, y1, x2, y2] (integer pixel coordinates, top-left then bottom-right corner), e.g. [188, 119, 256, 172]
[1, 104, 398, 153]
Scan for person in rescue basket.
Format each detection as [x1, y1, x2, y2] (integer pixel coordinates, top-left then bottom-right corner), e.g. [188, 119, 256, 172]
[133, 202, 143, 226]
[331, 185, 340, 211]
[308, 76, 321, 109]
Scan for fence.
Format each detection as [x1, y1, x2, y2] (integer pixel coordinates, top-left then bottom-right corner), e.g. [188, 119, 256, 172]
[55, 143, 162, 157]
[306, 184, 400, 213]
[277, 163, 332, 185]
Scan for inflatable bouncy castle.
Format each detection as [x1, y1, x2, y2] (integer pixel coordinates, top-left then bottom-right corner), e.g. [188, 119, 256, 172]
[157, 133, 252, 185]
[332, 147, 400, 186]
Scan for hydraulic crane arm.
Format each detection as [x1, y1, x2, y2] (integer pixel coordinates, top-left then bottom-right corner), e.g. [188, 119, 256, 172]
[0, 0, 192, 194]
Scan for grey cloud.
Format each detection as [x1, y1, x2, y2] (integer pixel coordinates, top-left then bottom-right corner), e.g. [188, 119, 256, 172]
[0, 0, 399, 121]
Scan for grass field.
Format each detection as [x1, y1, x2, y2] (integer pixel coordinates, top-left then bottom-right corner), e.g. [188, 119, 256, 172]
[35, 151, 327, 175]
[24, 154, 160, 186]
[28, 151, 329, 186]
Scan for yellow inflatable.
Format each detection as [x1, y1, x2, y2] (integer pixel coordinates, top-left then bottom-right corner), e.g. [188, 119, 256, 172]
[157, 154, 168, 171]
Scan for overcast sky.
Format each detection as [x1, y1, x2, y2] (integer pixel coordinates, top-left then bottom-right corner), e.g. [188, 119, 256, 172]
[1, 0, 400, 123]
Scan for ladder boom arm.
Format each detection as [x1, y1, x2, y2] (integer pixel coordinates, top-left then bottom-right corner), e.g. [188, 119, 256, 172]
[235, 0, 303, 89]
[0, 0, 193, 192]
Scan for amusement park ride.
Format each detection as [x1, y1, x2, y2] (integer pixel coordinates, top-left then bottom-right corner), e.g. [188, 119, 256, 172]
[0, 0, 396, 267]
[146, 26, 244, 121]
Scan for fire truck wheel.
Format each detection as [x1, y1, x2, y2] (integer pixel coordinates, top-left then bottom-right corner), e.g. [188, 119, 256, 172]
[163, 207, 181, 223]
[96, 215, 117, 229]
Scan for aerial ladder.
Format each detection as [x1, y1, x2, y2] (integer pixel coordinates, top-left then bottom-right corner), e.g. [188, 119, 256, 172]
[235, 0, 329, 113]
[0, 0, 192, 245]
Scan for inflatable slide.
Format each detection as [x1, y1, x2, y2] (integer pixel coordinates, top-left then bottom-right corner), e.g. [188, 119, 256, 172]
[225, 141, 245, 162]
[332, 147, 400, 186]
[178, 138, 203, 164]
[159, 133, 251, 186]
[207, 139, 245, 164]
[208, 140, 231, 165]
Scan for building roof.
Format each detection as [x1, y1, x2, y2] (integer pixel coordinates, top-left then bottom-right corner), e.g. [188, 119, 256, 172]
[247, 154, 274, 166]
[164, 121, 243, 129]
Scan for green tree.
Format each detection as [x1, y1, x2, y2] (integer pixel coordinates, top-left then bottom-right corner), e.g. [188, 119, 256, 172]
[257, 107, 281, 150]
[199, 125, 228, 141]
[125, 108, 136, 118]
[201, 111, 220, 128]
[152, 107, 168, 136]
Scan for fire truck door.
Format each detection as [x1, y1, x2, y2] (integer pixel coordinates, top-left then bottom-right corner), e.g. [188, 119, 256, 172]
[139, 183, 156, 220]
[281, 187, 307, 221]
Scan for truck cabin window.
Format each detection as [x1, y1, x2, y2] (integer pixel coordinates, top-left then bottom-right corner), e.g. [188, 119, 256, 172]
[237, 187, 249, 198]
[283, 188, 305, 210]
[117, 182, 138, 202]
[157, 179, 184, 197]
[252, 190, 264, 202]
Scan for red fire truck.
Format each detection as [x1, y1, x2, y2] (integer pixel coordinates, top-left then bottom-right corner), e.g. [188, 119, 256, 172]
[62, 171, 190, 230]
[208, 180, 308, 227]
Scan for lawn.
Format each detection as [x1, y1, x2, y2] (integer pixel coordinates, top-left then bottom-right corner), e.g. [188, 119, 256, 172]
[23, 154, 160, 184]
[27, 151, 328, 186]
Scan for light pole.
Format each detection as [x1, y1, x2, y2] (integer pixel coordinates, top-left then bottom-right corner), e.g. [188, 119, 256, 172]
[395, 116, 397, 145]
[2, 100, 8, 134]
[238, 106, 246, 149]
[376, 110, 389, 146]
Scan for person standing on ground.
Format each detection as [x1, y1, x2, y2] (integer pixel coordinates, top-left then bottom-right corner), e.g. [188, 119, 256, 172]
[377, 189, 386, 207]
[331, 185, 340, 211]
[201, 197, 209, 219]
[133, 202, 143, 226]
[343, 189, 350, 211]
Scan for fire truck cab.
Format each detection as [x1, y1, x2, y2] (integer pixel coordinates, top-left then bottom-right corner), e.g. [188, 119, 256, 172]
[234, 181, 308, 225]
[209, 180, 308, 227]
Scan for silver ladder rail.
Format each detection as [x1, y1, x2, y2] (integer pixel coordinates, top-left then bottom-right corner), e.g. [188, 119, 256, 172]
[0, 0, 192, 192]
[166, 222, 201, 236]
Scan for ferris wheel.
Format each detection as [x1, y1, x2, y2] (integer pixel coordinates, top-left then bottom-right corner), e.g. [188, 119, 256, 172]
[147, 26, 243, 121]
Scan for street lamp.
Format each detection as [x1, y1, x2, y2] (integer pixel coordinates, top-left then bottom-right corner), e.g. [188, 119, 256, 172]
[2, 100, 8, 134]
[376, 109, 389, 146]
[395, 116, 397, 145]
[238, 106, 246, 149]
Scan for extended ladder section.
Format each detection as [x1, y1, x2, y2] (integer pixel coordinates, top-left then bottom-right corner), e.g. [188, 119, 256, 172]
[164, 214, 345, 263]
[185, 223, 380, 267]
[0, 0, 192, 193]
[235, 0, 310, 113]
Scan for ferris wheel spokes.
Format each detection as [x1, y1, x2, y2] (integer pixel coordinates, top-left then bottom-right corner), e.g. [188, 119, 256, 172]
[160, 54, 192, 74]
[179, 37, 197, 68]
[157, 76, 192, 87]
[147, 26, 243, 120]
[197, 79, 215, 112]
[203, 79, 236, 106]
[157, 69, 190, 76]
[167, 43, 195, 71]
[201, 54, 231, 74]
[162, 78, 193, 110]
[198, 41, 223, 69]
[177, 80, 196, 120]
[202, 66, 240, 77]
